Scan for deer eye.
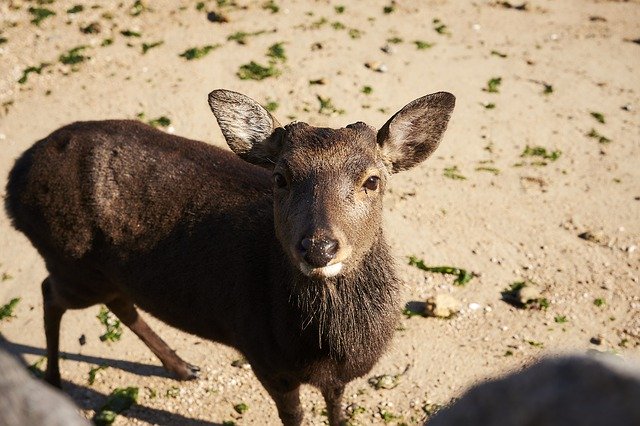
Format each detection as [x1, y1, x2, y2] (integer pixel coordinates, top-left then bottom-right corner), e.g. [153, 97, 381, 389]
[363, 176, 380, 192]
[273, 172, 288, 189]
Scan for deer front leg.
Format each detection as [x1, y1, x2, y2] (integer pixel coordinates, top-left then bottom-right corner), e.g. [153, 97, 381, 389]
[322, 384, 346, 426]
[256, 373, 304, 426]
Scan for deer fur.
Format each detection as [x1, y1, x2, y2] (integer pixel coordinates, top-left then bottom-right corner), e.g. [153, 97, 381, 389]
[5, 89, 455, 425]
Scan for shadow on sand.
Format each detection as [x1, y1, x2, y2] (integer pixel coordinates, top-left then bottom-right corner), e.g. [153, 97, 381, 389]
[0, 335, 223, 426]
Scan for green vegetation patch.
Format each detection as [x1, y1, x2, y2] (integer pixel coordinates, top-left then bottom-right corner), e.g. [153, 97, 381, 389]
[590, 111, 605, 124]
[88, 364, 108, 385]
[29, 7, 56, 26]
[233, 402, 249, 414]
[475, 166, 500, 175]
[263, 100, 279, 112]
[262, 0, 279, 13]
[148, 116, 171, 128]
[484, 77, 502, 93]
[179, 44, 220, 60]
[67, 5, 84, 14]
[349, 28, 363, 39]
[408, 256, 473, 286]
[227, 30, 269, 45]
[317, 95, 345, 116]
[0, 298, 20, 321]
[130, 0, 147, 17]
[18, 63, 50, 84]
[443, 165, 467, 180]
[521, 145, 561, 161]
[433, 18, 450, 35]
[237, 61, 280, 80]
[587, 128, 611, 144]
[554, 315, 568, 323]
[267, 42, 286, 61]
[93, 387, 138, 425]
[59, 46, 90, 65]
[120, 30, 142, 38]
[142, 41, 163, 54]
[28, 357, 46, 379]
[414, 40, 434, 49]
[97, 306, 123, 342]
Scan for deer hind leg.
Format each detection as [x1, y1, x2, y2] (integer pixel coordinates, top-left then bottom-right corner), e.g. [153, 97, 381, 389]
[41, 276, 66, 388]
[106, 296, 199, 380]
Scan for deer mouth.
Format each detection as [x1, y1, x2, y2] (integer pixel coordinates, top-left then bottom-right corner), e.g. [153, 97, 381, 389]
[299, 261, 344, 278]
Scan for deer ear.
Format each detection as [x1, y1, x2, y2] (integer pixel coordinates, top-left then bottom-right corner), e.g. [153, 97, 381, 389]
[208, 89, 283, 168]
[377, 92, 455, 173]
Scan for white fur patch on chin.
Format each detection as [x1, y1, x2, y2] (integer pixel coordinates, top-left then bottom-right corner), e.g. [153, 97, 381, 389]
[299, 262, 344, 278]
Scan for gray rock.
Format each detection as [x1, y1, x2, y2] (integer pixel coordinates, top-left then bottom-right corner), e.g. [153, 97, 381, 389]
[426, 355, 640, 426]
[0, 348, 89, 426]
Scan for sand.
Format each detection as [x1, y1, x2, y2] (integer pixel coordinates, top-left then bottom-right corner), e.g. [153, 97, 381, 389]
[0, 0, 639, 424]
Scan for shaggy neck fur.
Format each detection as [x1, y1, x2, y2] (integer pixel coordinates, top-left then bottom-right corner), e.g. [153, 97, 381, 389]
[284, 234, 400, 361]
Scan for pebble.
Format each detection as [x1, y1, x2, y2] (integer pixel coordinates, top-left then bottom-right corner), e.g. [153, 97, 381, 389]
[380, 44, 395, 54]
[468, 302, 481, 311]
[517, 285, 542, 305]
[425, 294, 462, 318]
[365, 62, 388, 73]
[578, 230, 608, 245]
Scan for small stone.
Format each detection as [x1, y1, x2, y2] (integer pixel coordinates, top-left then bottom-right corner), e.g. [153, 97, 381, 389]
[207, 11, 229, 23]
[425, 294, 462, 318]
[468, 303, 481, 311]
[78, 334, 86, 346]
[578, 230, 608, 245]
[626, 245, 637, 253]
[518, 285, 542, 305]
[381, 44, 395, 54]
[368, 374, 400, 390]
[365, 62, 388, 73]
[590, 335, 604, 345]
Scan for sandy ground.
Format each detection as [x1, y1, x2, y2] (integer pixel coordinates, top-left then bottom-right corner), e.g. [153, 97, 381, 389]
[0, 0, 639, 424]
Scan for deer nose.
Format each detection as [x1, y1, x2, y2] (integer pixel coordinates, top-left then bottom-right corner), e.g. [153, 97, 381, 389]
[299, 236, 339, 267]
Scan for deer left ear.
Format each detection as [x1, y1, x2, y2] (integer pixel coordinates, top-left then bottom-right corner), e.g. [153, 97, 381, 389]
[377, 92, 455, 173]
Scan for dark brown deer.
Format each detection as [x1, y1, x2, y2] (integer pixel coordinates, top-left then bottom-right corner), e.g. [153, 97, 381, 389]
[5, 89, 455, 425]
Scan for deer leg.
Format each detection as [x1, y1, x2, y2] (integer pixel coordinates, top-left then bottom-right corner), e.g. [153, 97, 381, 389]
[106, 297, 199, 380]
[42, 277, 65, 388]
[322, 384, 346, 426]
[257, 375, 304, 426]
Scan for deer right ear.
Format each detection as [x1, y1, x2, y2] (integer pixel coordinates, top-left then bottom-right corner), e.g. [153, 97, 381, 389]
[208, 89, 283, 168]
[377, 92, 455, 173]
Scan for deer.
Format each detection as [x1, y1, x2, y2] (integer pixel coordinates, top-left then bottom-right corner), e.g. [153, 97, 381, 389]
[5, 89, 455, 425]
